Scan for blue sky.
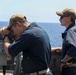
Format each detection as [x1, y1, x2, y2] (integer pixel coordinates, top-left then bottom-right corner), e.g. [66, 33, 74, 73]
[0, 0, 76, 22]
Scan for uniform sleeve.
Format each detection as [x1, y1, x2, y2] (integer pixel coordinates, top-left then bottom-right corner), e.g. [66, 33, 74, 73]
[66, 29, 76, 57]
[8, 33, 33, 57]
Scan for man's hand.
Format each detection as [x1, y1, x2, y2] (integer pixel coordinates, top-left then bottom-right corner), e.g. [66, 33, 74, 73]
[60, 63, 65, 72]
[51, 47, 62, 52]
[60, 62, 72, 72]
[0, 26, 10, 35]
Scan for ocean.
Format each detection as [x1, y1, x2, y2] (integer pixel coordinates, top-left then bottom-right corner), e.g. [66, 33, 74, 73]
[0, 21, 65, 47]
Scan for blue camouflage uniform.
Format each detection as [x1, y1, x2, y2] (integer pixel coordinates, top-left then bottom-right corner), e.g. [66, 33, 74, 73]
[61, 23, 76, 75]
[8, 22, 52, 75]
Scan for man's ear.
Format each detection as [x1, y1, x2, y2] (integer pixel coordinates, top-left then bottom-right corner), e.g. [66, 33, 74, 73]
[16, 22, 22, 27]
[67, 16, 71, 21]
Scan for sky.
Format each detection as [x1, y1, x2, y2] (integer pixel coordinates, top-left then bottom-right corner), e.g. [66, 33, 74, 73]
[0, 0, 76, 23]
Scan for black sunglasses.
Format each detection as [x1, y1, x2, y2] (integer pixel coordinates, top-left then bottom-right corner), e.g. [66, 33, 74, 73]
[60, 16, 64, 19]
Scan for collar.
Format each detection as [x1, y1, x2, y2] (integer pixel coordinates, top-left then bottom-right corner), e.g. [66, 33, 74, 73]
[25, 22, 41, 30]
[65, 22, 75, 31]
[62, 22, 75, 38]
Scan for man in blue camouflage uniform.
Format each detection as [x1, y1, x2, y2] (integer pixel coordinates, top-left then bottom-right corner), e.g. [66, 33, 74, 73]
[56, 8, 76, 75]
[0, 14, 53, 75]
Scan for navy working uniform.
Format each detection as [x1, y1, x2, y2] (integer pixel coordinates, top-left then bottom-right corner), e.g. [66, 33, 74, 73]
[61, 23, 76, 75]
[8, 22, 52, 75]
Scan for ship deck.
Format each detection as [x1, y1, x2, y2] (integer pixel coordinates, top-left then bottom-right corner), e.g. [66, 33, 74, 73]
[0, 70, 13, 75]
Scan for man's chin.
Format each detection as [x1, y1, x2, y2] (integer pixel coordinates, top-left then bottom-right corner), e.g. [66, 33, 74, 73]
[60, 23, 64, 26]
[60, 23, 62, 25]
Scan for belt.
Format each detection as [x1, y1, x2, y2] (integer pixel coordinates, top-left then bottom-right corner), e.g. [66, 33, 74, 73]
[21, 68, 50, 75]
[67, 63, 76, 67]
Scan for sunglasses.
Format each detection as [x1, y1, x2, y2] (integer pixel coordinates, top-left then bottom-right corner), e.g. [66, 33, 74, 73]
[60, 16, 64, 19]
